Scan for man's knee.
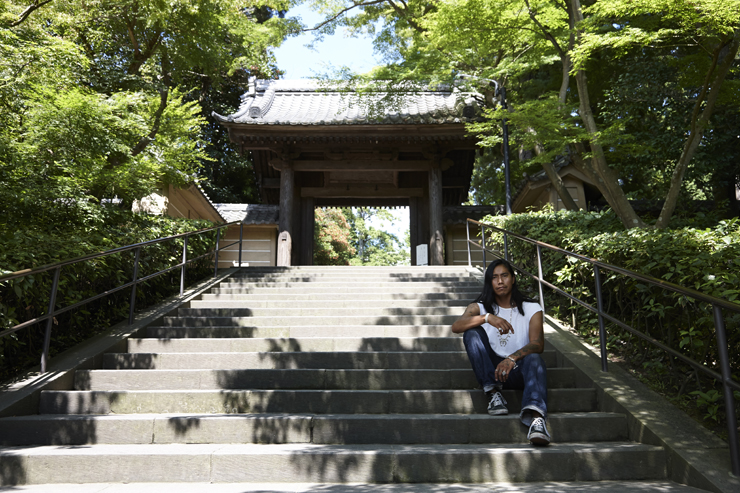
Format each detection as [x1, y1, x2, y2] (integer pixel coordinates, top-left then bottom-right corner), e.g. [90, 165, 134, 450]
[521, 352, 546, 369]
[462, 327, 485, 346]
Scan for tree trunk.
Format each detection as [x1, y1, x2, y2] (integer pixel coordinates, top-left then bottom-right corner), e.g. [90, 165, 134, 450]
[570, 0, 646, 229]
[531, 137, 580, 211]
[654, 31, 740, 229]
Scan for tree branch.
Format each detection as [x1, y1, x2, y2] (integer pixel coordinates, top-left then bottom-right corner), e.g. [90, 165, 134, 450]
[525, 0, 564, 56]
[9, 0, 54, 27]
[655, 31, 740, 229]
[301, 0, 388, 32]
[386, 0, 425, 33]
[130, 53, 171, 158]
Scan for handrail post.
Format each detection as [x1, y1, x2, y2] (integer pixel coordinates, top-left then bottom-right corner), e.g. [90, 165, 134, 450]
[536, 245, 545, 311]
[480, 224, 487, 269]
[593, 265, 608, 372]
[214, 228, 221, 278]
[40, 266, 61, 373]
[713, 304, 740, 476]
[128, 247, 141, 325]
[504, 231, 510, 261]
[466, 220, 472, 268]
[238, 223, 244, 268]
[180, 235, 189, 296]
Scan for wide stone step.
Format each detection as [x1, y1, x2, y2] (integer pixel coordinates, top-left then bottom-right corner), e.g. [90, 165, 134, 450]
[0, 481, 709, 492]
[160, 315, 461, 327]
[102, 350, 560, 370]
[73, 368, 577, 391]
[146, 325, 460, 338]
[0, 442, 666, 484]
[39, 389, 597, 415]
[231, 269, 473, 276]
[209, 286, 481, 295]
[223, 276, 479, 284]
[174, 307, 465, 318]
[200, 292, 479, 301]
[128, 337, 469, 353]
[235, 266, 471, 272]
[214, 281, 482, 290]
[189, 299, 471, 309]
[0, 412, 627, 446]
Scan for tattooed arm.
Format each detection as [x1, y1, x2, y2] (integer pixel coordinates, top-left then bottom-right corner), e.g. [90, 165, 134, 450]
[451, 302, 513, 334]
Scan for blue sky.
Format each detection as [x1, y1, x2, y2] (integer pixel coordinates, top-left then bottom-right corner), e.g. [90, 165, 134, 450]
[274, 4, 380, 79]
[273, 5, 411, 241]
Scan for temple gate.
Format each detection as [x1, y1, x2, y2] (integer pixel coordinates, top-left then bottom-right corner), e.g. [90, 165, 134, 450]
[215, 79, 479, 266]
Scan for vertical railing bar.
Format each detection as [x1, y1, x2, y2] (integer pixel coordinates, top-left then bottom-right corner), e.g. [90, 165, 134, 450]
[504, 231, 510, 261]
[480, 224, 487, 269]
[466, 220, 472, 268]
[238, 223, 244, 268]
[713, 304, 740, 476]
[128, 247, 141, 325]
[40, 266, 61, 373]
[536, 245, 545, 312]
[180, 235, 189, 296]
[593, 264, 608, 372]
[214, 228, 221, 278]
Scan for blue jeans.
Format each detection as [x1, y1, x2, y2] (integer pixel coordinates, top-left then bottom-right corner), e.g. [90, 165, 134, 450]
[463, 327, 548, 426]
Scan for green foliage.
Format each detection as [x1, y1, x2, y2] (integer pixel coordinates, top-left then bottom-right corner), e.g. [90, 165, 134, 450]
[344, 208, 410, 266]
[1, 0, 290, 216]
[300, 0, 740, 223]
[478, 208, 740, 434]
[313, 207, 409, 266]
[0, 209, 217, 382]
[313, 208, 356, 265]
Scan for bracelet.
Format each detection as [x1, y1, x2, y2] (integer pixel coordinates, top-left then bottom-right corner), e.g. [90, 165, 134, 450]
[484, 313, 489, 324]
[506, 355, 518, 369]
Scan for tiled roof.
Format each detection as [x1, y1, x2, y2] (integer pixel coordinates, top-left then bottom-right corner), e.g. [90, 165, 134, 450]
[213, 79, 479, 126]
[213, 204, 279, 225]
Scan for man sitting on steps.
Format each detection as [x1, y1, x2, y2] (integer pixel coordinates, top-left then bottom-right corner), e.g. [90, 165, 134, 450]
[451, 259, 550, 446]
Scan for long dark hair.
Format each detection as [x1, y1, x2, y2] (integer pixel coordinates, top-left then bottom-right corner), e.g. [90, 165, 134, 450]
[475, 259, 536, 316]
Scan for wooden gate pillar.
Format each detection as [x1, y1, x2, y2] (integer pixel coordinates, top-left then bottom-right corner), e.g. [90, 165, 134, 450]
[276, 161, 294, 266]
[429, 161, 444, 266]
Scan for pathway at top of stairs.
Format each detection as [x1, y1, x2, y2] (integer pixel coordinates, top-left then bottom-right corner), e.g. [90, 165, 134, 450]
[0, 266, 707, 491]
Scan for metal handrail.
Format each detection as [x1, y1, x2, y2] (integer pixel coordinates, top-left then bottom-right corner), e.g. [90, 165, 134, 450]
[465, 218, 740, 476]
[0, 220, 244, 373]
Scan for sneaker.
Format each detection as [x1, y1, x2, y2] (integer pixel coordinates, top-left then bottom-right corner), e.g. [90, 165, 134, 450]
[486, 391, 508, 415]
[527, 417, 551, 445]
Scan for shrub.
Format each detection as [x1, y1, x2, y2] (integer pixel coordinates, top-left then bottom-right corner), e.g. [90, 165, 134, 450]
[0, 208, 218, 382]
[478, 209, 740, 435]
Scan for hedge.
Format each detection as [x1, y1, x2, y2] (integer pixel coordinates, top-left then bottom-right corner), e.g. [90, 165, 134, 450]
[0, 209, 218, 382]
[478, 209, 740, 434]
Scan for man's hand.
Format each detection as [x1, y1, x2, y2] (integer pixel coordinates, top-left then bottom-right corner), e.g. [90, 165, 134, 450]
[495, 357, 517, 383]
[486, 314, 514, 335]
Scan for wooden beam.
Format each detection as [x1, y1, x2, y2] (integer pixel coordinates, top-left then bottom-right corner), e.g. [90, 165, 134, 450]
[301, 186, 423, 198]
[291, 161, 431, 172]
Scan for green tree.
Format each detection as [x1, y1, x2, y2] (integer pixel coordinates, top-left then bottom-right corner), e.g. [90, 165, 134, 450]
[297, 0, 740, 227]
[1, 0, 289, 228]
[313, 208, 356, 265]
[344, 208, 410, 266]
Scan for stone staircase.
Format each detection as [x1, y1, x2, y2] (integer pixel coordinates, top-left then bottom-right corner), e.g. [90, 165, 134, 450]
[0, 266, 698, 489]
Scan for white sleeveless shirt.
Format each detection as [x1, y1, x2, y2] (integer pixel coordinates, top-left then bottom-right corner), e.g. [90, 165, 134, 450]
[478, 301, 543, 357]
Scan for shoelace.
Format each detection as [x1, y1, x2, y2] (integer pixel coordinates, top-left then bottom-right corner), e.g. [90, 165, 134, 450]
[531, 417, 547, 433]
[490, 392, 507, 407]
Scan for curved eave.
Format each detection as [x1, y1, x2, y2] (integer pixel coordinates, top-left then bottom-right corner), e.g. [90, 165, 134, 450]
[221, 122, 477, 139]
